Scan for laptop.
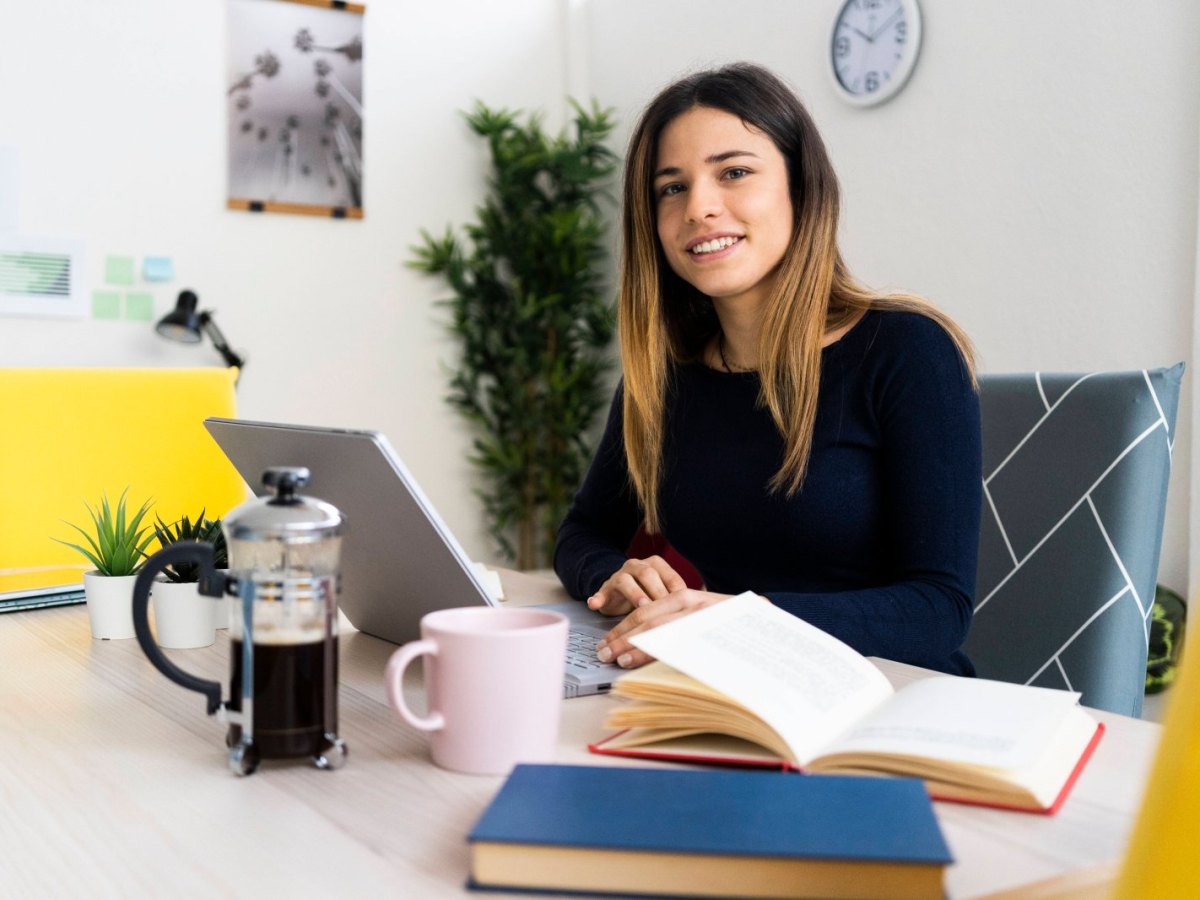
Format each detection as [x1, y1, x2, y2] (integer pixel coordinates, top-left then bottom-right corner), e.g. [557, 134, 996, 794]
[0, 567, 87, 613]
[203, 417, 619, 697]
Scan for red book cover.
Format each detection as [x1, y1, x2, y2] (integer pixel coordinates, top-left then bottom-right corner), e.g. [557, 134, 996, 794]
[589, 721, 1105, 815]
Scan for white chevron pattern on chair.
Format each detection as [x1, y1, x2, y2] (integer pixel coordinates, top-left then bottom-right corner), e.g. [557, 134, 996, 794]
[964, 365, 1183, 717]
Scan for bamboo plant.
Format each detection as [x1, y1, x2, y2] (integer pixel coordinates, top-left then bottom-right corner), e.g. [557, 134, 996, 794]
[410, 100, 618, 569]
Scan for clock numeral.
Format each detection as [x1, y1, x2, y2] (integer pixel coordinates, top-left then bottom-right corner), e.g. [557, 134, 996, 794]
[835, 36, 850, 57]
[864, 71, 880, 93]
[896, 21, 907, 42]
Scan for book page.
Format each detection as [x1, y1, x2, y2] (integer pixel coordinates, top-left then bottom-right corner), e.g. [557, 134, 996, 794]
[628, 594, 894, 763]
[820, 676, 1086, 771]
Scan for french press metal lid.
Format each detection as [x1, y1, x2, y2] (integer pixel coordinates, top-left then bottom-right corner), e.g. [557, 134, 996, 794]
[224, 466, 343, 541]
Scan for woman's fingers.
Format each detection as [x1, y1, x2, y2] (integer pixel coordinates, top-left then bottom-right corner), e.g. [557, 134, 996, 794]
[587, 591, 636, 616]
[587, 572, 646, 615]
[655, 560, 689, 594]
[596, 589, 733, 667]
[607, 646, 653, 669]
[587, 556, 687, 614]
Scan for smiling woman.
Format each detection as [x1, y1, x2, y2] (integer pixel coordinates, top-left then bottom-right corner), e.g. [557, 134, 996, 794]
[554, 62, 984, 677]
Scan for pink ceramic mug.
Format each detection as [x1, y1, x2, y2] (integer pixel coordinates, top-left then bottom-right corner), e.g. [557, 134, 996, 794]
[385, 606, 569, 775]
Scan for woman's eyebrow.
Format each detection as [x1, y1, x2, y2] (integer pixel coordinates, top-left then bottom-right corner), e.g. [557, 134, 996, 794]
[706, 149, 759, 164]
[653, 150, 761, 179]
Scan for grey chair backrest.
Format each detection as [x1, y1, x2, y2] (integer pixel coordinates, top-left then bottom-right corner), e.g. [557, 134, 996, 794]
[964, 364, 1184, 717]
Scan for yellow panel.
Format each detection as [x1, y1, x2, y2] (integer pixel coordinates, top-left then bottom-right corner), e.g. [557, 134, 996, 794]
[0, 368, 249, 570]
[1115, 627, 1200, 897]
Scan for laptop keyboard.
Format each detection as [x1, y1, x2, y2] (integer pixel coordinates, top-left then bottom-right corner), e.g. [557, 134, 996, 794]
[566, 626, 611, 671]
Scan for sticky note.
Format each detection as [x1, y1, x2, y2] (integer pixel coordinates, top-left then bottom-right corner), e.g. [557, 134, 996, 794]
[105, 255, 135, 286]
[143, 256, 174, 282]
[92, 290, 120, 320]
[124, 292, 154, 321]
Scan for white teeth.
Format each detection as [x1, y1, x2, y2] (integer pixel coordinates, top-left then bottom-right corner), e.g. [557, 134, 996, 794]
[690, 236, 739, 255]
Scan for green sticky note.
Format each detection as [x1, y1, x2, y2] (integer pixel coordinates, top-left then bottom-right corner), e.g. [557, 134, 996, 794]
[92, 290, 120, 320]
[105, 255, 135, 286]
[124, 292, 154, 321]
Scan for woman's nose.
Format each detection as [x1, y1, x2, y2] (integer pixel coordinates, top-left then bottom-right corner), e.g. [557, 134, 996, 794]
[684, 180, 722, 222]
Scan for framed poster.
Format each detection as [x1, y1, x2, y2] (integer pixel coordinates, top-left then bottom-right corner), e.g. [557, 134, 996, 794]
[227, 0, 365, 219]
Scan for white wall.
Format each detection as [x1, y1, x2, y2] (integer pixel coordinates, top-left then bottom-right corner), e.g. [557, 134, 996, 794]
[0, 0, 571, 564]
[3, 0, 1198, 593]
[577, 0, 1200, 596]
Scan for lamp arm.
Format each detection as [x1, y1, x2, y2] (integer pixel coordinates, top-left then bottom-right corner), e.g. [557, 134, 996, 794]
[198, 312, 246, 370]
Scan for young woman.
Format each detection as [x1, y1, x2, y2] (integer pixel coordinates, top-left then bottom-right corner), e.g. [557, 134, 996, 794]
[554, 63, 982, 675]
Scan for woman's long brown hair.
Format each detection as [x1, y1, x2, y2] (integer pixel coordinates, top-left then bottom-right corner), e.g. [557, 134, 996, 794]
[619, 63, 976, 532]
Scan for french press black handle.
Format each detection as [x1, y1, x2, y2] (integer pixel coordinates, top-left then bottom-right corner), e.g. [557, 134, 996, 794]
[133, 542, 231, 715]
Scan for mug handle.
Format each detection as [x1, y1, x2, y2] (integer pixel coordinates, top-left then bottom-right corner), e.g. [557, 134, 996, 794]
[385, 641, 445, 731]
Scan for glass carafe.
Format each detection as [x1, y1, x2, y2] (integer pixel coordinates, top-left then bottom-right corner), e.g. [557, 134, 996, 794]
[133, 466, 347, 776]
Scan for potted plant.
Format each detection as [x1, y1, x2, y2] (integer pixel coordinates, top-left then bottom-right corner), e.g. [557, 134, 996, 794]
[149, 511, 228, 647]
[55, 489, 155, 640]
[410, 99, 618, 569]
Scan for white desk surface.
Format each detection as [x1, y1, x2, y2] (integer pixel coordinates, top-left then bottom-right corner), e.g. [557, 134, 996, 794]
[0, 568, 1161, 898]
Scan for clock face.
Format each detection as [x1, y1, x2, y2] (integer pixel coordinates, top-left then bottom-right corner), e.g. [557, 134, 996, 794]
[830, 0, 922, 107]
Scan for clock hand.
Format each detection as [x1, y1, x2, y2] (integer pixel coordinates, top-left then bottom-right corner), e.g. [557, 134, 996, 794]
[851, 26, 872, 42]
[867, 6, 902, 41]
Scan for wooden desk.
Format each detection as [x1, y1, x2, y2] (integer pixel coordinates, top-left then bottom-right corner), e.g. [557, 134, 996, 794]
[0, 569, 1162, 897]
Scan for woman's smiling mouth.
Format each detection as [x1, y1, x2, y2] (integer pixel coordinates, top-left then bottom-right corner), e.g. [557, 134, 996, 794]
[688, 235, 742, 256]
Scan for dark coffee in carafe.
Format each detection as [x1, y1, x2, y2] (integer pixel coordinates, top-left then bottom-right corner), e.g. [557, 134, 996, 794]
[228, 634, 338, 758]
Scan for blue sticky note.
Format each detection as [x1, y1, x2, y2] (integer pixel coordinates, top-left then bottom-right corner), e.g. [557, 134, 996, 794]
[143, 256, 175, 282]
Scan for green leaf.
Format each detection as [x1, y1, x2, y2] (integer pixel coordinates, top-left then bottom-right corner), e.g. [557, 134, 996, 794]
[407, 96, 618, 567]
[52, 539, 103, 574]
[55, 488, 156, 577]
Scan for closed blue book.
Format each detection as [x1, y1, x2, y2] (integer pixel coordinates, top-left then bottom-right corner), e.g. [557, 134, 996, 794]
[468, 764, 951, 899]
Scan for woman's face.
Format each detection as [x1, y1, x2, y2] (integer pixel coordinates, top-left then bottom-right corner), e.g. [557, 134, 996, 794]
[653, 105, 793, 313]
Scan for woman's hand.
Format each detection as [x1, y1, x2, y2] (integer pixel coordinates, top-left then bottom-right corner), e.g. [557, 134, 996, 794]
[596, 588, 736, 668]
[587, 556, 690, 616]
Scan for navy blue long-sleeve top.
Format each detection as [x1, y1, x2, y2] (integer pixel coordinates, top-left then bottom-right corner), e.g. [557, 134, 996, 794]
[554, 310, 982, 675]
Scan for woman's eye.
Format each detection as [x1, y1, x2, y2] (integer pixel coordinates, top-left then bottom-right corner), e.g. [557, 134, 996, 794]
[724, 167, 750, 180]
[657, 183, 684, 198]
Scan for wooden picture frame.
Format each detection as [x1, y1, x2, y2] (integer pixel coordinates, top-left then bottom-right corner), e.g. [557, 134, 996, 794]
[226, 0, 365, 219]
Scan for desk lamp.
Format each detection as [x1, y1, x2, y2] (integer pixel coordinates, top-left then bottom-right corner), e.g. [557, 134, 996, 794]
[155, 290, 246, 372]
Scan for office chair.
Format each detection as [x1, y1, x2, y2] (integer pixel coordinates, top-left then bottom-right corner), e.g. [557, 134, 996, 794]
[626, 364, 1183, 718]
[965, 365, 1184, 717]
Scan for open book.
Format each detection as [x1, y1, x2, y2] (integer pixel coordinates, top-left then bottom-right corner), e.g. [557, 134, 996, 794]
[589, 594, 1104, 814]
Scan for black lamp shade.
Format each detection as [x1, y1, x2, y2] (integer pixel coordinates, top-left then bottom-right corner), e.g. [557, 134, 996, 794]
[156, 290, 203, 343]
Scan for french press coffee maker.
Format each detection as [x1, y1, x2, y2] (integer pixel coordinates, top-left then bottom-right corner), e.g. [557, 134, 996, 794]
[133, 466, 348, 776]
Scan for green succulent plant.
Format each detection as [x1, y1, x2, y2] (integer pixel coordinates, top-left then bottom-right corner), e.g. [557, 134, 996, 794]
[55, 489, 156, 577]
[152, 510, 228, 583]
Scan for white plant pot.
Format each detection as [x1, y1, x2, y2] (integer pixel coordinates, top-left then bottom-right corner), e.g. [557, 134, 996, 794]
[151, 580, 217, 649]
[83, 572, 137, 640]
[214, 572, 232, 630]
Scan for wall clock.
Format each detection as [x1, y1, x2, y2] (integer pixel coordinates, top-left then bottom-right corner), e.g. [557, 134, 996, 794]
[829, 0, 922, 107]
